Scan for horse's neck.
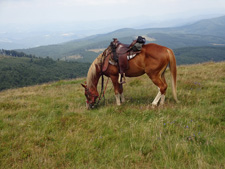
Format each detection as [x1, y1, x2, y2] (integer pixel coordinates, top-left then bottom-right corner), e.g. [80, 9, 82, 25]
[87, 61, 102, 90]
[91, 72, 101, 89]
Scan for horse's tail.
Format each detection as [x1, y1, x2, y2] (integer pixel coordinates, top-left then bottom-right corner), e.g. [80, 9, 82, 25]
[167, 49, 179, 103]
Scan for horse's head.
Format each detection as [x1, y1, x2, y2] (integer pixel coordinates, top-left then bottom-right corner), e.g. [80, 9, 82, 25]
[81, 83, 99, 109]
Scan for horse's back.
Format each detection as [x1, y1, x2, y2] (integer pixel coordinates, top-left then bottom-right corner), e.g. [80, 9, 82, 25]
[126, 43, 171, 76]
[106, 43, 172, 77]
[143, 43, 171, 57]
[143, 43, 171, 65]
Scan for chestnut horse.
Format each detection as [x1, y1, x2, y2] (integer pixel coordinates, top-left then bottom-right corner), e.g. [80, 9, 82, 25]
[81, 43, 178, 109]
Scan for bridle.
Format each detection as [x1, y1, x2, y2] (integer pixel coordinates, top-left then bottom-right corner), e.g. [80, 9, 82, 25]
[85, 87, 98, 104]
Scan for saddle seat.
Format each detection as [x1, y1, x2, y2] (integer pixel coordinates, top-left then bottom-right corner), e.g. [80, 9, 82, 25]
[116, 43, 131, 54]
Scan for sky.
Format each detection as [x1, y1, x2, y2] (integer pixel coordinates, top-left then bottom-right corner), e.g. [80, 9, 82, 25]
[1, 0, 225, 49]
[1, 0, 225, 26]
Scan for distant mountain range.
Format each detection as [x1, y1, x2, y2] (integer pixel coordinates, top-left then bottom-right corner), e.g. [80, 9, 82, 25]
[16, 15, 225, 62]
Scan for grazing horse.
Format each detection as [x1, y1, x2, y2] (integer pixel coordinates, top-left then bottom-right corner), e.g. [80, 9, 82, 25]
[81, 43, 178, 109]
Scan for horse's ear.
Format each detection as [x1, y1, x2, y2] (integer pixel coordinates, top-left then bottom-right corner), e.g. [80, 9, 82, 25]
[81, 83, 86, 88]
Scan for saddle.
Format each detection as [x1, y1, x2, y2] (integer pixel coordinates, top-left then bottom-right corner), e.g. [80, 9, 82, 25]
[111, 36, 146, 84]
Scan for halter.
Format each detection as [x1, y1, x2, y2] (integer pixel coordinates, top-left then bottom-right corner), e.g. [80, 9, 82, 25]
[85, 87, 99, 104]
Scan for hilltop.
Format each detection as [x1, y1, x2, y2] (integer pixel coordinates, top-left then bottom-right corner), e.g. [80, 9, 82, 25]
[0, 61, 224, 168]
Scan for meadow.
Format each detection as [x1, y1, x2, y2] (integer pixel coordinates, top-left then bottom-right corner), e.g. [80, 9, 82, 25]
[0, 61, 225, 168]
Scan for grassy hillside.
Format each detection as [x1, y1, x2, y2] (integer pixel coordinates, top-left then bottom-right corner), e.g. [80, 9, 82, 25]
[175, 46, 225, 65]
[0, 62, 225, 168]
[0, 55, 90, 91]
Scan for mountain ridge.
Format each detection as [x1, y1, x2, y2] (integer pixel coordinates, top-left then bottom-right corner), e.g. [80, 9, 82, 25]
[16, 15, 225, 61]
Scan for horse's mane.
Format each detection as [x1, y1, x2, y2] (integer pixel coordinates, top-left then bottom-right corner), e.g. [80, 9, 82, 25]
[86, 53, 104, 88]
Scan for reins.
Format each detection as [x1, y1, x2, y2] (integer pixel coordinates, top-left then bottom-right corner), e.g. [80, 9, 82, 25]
[94, 48, 111, 107]
[95, 75, 109, 106]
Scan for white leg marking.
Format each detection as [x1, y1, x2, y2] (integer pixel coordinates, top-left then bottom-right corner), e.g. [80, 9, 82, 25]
[115, 93, 121, 106]
[152, 91, 162, 106]
[120, 93, 125, 103]
[160, 94, 165, 105]
[86, 103, 90, 109]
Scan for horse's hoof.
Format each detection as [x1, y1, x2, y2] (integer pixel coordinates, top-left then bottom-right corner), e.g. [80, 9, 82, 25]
[159, 104, 164, 108]
[151, 104, 157, 108]
[176, 100, 181, 104]
[116, 101, 121, 106]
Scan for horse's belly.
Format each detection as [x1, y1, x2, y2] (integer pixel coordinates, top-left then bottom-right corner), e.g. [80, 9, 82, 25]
[125, 57, 145, 77]
[125, 69, 145, 77]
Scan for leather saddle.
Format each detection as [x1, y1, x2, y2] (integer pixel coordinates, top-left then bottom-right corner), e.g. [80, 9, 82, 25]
[111, 38, 142, 84]
[102, 37, 145, 84]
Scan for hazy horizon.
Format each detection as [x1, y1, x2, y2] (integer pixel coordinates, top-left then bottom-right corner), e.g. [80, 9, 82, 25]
[1, 0, 225, 49]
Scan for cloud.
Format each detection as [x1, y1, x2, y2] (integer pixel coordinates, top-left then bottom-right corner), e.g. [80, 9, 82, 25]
[0, 0, 225, 26]
[56, 0, 130, 6]
[61, 33, 74, 36]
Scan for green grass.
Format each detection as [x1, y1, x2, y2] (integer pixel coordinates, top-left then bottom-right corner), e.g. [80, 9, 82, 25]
[0, 62, 225, 168]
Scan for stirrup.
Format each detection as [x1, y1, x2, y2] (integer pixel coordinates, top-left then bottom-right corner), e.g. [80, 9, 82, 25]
[118, 73, 126, 84]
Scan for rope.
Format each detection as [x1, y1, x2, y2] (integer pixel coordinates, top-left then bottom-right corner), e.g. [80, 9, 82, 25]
[103, 77, 109, 98]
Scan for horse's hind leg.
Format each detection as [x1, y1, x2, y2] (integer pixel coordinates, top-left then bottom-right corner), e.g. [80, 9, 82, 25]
[148, 73, 167, 106]
[159, 73, 167, 105]
[152, 89, 162, 106]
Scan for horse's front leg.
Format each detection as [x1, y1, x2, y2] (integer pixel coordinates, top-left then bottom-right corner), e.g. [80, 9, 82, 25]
[110, 75, 124, 106]
[120, 93, 125, 103]
[115, 93, 121, 106]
